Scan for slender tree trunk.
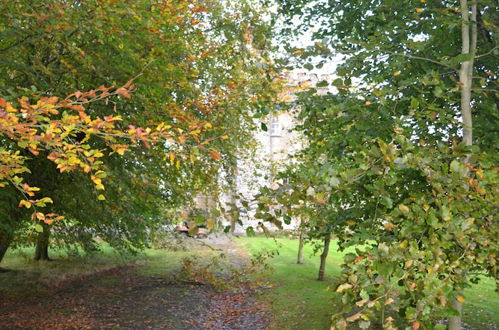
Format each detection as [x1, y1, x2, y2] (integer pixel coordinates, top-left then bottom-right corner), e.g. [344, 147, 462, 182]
[230, 216, 236, 233]
[34, 223, 51, 261]
[0, 231, 12, 264]
[297, 230, 304, 264]
[458, 0, 476, 148]
[230, 165, 240, 234]
[318, 233, 331, 281]
[449, 295, 464, 330]
[449, 2, 477, 329]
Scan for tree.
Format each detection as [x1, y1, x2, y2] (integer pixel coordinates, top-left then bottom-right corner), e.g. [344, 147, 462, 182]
[0, 0, 277, 261]
[254, 162, 339, 281]
[271, 0, 498, 328]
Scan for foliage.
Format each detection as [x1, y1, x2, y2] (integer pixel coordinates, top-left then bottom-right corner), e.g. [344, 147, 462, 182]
[0, 0, 278, 254]
[266, 0, 499, 328]
[0, 85, 213, 232]
[237, 237, 499, 330]
[179, 247, 275, 292]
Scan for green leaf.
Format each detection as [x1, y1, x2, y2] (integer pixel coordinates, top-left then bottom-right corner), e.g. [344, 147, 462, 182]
[303, 63, 314, 70]
[448, 53, 474, 66]
[316, 80, 329, 87]
[34, 224, 43, 233]
[359, 321, 371, 329]
[329, 177, 340, 188]
[381, 196, 393, 209]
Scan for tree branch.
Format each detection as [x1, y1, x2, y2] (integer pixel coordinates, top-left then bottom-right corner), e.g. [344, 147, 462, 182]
[476, 45, 499, 58]
[387, 52, 457, 71]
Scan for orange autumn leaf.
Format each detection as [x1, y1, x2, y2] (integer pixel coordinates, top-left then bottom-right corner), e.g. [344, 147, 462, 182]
[210, 150, 221, 160]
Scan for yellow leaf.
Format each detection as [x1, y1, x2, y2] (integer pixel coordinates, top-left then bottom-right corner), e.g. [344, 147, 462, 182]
[475, 186, 486, 195]
[456, 295, 465, 303]
[6, 103, 16, 113]
[336, 283, 353, 292]
[95, 183, 105, 190]
[19, 200, 32, 209]
[346, 313, 362, 323]
[400, 240, 408, 249]
[116, 148, 127, 156]
[221, 135, 229, 139]
[416, 8, 424, 13]
[393, 71, 401, 76]
[399, 204, 410, 214]
[40, 197, 53, 203]
[95, 170, 106, 178]
[91, 176, 102, 185]
[364, 101, 372, 105]
[97, 194, 106, 201]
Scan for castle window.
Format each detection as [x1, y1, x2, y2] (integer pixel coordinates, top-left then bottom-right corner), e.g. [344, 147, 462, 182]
[270, 117, 280, 136]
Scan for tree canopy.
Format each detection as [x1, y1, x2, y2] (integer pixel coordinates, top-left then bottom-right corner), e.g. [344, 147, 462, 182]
[256, 0, 498, 328]
[0, 0, 277, 258]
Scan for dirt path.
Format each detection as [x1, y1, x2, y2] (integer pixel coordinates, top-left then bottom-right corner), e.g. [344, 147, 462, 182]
[0, 236, 270, 329]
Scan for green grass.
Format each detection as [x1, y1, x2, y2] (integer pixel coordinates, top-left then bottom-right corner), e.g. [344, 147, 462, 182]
[463, 276, 499, 329]
[236, 237, 499, 330]
[2, 239, 497, 329]
[235, 237, 342, 330]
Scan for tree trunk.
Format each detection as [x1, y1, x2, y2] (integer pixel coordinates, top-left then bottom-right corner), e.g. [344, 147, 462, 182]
[230, 216, 236, 233]
[448, 296, 464, 330]
[449, 1, 477, 329]
[458, 0, 476, 148]
[318, 233, 331, 281]
[34, 223, 51, 261]
[0, 231, 11, 264]
[297, 230, 304, 264]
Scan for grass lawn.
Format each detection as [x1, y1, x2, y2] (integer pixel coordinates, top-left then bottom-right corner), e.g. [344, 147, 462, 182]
[1, 238, 497, 329]
[236, 236, 499, 330]
[235, 236, 342, 330]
